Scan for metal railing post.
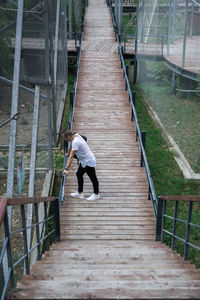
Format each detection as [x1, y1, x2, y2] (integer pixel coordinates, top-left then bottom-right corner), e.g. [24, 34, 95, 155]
[44, 202, 50, 251]
[34, 203, 41, 260]
[53, 198, 61, 242]
[20, 204, 30, 275]
[184, 201, 193, 260]
[155, 197, 163, 241]
[70, 92, 74, 112]
[4, 211, 15, 290]
[131, 91, 136, 120]
[140, 131, 146, 167]
[171, 200, 178, 250]
[0, 246, 5, 296]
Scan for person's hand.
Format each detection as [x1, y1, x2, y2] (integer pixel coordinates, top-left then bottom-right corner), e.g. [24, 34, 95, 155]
[63, 169, 69, 176]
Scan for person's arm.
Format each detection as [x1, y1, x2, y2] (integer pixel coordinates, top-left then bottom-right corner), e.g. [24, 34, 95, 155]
[66, 143, 72, 157]
[63, 150, 76, 175]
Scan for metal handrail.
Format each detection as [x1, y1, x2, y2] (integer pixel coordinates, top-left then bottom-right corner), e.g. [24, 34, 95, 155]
[156, 196, 200, 260]
[58, 0, 88, 206]
[108, 0, 158, 217]
[0, 196, 60, 299]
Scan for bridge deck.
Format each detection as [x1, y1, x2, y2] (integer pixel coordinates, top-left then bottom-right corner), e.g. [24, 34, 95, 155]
[12, 0, 200, 298]
[17, 35, 200, 76]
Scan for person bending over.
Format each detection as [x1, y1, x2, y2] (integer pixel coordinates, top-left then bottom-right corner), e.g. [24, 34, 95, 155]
[62, 130, 100, 201]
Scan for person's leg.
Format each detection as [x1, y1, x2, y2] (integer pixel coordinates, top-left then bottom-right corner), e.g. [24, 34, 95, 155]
[76, 164, 86, 193]
[85, 166, 99, 194]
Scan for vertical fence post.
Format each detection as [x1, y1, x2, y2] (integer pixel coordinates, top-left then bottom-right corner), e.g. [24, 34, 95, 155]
[132, 91, 136, 106]
[140, 131, 146, 167]
[70, 92, 74, 124]
[155, 197, 163, 241]
[125, 66, 129, 90]
[44, 202, 50, 251]
[6, 0, 24, 200]
[184, 201, 193, 260]
[171, 200, 178, 250]
[190, 2, 194, 38]
[131, 91, 136, 121]
[161, 200, 166, 243]
[4, 211, 15, 290]
[34, 203, 41, 260]
[182, 0, 189, 67]
[75, 23, 77, 49]
[0, 246, 5, 296]
[133, 57, 137, 84]
[20, 204, 30, 274]
[54, 198, 61, 241]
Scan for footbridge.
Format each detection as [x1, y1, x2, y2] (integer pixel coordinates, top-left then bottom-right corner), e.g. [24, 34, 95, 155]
[1, 0, 200, 298]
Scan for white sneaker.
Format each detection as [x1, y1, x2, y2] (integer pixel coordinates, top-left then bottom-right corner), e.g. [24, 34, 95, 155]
[87, 194, 100, 201]
[70, 191, 84, 199]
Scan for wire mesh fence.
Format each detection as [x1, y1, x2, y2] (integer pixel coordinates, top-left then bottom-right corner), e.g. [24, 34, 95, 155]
[0, 0, 88, 289]
[136, 0, 200, 175]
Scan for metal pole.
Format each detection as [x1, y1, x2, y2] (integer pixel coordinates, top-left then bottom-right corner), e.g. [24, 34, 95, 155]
[171, 201, 178, 250]
[44, 0, 53, 170]
[171, 71, 176, 95]
[4, 211, 15, 291]
[28, 85, 40, 197]
[140, 131, 146, 167]
[155, 197, 163, 241]
[134, 0, 139, 84]
[0, 246, 5, 297]
[54, 0, 61, 86]
[21, 205, 30, 275]
[171, 0, 177, 43]
[61, 0, 68, 82]
[140, 0, 144, 43]
[118, 0, 122, 36]
[53, 198, 61, 241]
[69, 0, 72, 39]
[190, 2, 194, 37]
[182, 0, 189, 67]
[184, 201, 193, 260]
[6, 0, 24, 199]
[26, 85, 40, 254]
[167, 0, 173, 56]
[47, 0, 57, 145]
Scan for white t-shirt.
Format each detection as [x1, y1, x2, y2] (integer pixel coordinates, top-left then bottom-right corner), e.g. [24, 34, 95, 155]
[72, 134, 96, 168]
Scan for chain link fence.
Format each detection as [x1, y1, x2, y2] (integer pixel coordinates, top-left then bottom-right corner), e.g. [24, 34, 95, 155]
[136, 0, 200, 175]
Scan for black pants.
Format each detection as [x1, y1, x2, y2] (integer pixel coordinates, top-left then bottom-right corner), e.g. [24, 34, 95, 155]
[76, 164, 99, 194]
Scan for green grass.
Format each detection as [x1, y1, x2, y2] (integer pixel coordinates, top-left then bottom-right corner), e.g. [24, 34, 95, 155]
[122, 15, 136, 36]
[136, 60, 200, 173]
[133, 85, 200, 196]
[132, 84, 200, 267]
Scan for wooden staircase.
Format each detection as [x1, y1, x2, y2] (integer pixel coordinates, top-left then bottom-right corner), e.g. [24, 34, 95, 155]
[11, 0, 200, 298]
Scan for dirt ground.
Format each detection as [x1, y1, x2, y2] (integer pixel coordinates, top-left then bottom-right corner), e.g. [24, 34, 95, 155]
[0, 81, 50, 146]
[0, 80, 64, 197]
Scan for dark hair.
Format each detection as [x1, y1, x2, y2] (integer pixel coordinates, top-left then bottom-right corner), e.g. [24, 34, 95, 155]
[61, 129, 73, 138]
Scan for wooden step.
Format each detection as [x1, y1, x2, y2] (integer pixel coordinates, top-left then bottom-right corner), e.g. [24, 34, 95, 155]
[10, 0, 200, 298]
